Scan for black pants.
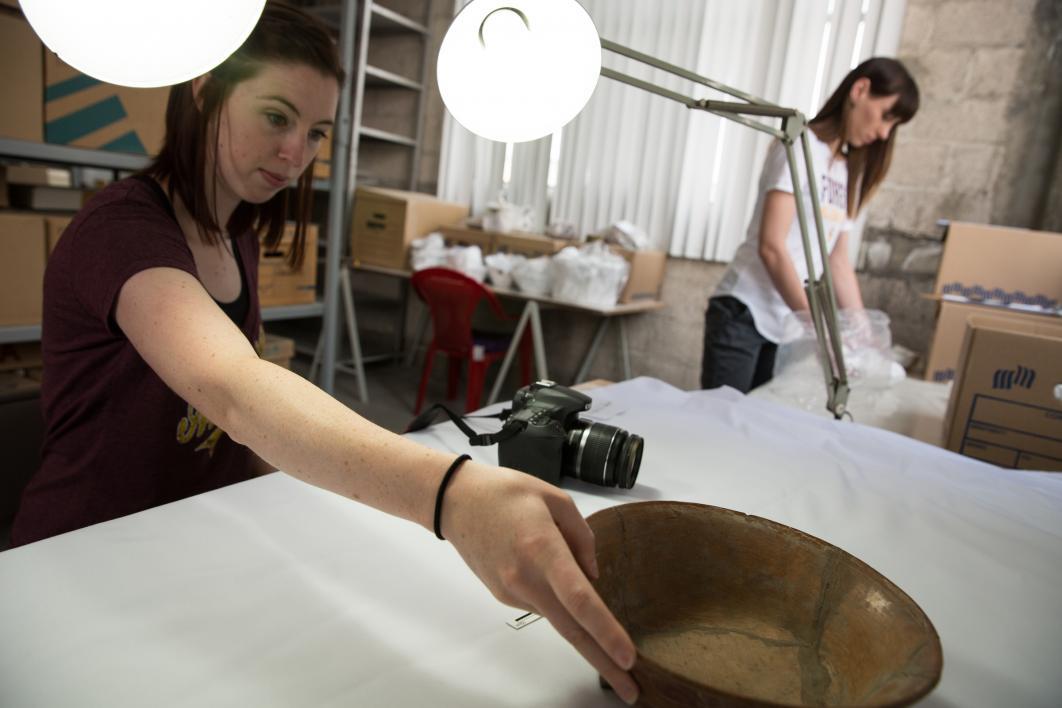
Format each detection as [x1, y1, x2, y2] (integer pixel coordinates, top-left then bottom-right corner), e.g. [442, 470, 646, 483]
[700, 296, 777, 393]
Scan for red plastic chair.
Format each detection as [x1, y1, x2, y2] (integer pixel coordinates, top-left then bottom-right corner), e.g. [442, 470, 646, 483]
[411, 267, 532, 414]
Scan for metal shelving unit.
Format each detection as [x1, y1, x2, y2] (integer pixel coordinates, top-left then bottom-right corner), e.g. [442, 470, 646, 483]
[313, 0, 431, 191]
[0, 137, 331, 346]
[0, 325, 40, 345]
[1, 3, 434, 400]
[294, 0, 435, 400]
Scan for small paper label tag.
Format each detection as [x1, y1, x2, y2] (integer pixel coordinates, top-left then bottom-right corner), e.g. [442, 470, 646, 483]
[506, 611, 543, 630]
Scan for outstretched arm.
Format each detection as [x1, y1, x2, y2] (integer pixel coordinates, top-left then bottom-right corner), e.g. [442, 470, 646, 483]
[115, 266, 639, 703]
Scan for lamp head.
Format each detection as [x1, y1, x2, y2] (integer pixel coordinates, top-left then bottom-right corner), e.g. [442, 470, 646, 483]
[19, 0, 266, 88]
[437, 0, 601, 143]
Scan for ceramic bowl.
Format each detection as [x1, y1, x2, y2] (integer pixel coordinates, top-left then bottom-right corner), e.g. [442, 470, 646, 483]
[588, 501, 942, 707]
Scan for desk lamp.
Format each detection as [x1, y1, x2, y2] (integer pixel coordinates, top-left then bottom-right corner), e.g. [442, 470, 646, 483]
[18, 0, 266, 88]
[437, 0, 850, 418]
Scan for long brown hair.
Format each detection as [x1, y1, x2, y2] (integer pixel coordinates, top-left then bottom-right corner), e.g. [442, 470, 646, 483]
[810, 57, 919, 217]
[144, 1, 343, 267]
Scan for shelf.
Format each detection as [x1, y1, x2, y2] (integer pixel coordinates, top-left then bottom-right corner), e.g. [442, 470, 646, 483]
[359, 126, 417, 147]
[262, 301, 325, 322]
[308, 2, 427, 35]
[0, 138, 150, 171]
[370, 4, 428, 34]
[365, 65, 423, 91]
[0, 325, 41, 345]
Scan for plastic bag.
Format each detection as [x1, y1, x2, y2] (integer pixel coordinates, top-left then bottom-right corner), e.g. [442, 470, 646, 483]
[483, 196, 535, 233]
[410, 233, 486, 282]
[484, 252, 525, 290]
[445, 245, 486, 283]
[769, 309, 905, 411]
[410, 232, 448, 271]
[601, 220, 650, 251]
[511, 256, 553, 297]
[550, 243, 630, 307]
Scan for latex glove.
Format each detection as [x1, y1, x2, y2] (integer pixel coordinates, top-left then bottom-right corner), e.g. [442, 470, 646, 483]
[440, 460, 639, 705]
[841, 307, 876, 351]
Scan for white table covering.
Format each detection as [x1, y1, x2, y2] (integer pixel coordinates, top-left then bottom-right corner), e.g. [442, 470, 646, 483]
[2, 378, 1060, 707]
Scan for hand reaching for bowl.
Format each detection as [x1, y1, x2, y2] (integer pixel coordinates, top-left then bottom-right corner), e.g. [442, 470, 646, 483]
[438, 459, 640, 705]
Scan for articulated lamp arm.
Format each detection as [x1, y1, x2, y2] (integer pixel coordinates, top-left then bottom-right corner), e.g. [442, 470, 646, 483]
[436, 4, 849, 418]
[599, 39, 850, 418]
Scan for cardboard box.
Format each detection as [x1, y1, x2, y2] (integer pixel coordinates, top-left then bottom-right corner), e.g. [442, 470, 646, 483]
[313, 132, 332, 179]
[4, 164, 73, 187]
[351, 187, 468, 269]
[0, 14, 43, 142]
[260, 334, 295, 369]
[258, 223, 318, 307]
[313, 160, 331, 180]
[44, 51, 168, 155]
[924, 222, 1062, 381]
[610, 247, 667, 303]
[8, 185, 84, 211]
[925, 300, 1062, 382]
[0, 341, 43, 394]
[0, 213, 46, 326]
[494, 231, 567, 258]
[0, 342, 42, 373]
[44, 215, 73, 256]
[943, 316, 1062, 471]
[438, 225, 497, 253]
[934, 222, 1062, 308]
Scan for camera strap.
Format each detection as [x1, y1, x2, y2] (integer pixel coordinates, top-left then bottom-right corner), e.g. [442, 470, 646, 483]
[404, 404, 527, 447]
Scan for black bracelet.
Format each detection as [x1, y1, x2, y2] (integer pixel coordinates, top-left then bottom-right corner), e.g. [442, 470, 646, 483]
[434, 454, 472, 540]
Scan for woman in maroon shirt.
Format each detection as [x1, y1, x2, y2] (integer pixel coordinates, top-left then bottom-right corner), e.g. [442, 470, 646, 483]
[12, 3, 637, 703]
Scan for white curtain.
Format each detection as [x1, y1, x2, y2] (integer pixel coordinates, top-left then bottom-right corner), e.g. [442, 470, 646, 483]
[508, 139, 552, 231]
[438, 0, 907, 260]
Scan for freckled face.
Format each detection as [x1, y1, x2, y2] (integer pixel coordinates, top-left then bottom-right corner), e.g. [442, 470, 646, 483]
[213, 63, 339, 205]
[846, 83, 901, 148]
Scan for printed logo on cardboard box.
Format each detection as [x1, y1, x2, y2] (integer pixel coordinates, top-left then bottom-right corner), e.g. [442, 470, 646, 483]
[992, 366, 1036, 390]
[44, 53, 168, 155]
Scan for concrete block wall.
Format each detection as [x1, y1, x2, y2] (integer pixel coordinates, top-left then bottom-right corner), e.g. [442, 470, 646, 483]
[870, 0, 1061, 236]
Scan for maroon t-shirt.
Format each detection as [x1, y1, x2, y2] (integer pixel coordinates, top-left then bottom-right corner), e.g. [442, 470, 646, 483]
[11, 176, 262, 546]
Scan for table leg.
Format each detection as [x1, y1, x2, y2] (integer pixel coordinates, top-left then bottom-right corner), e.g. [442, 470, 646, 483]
[340, 268, 370, 404]
[395, 280, 409, 361]
[575, 317, 611, 384]
[619, 316, 632, 380]
[404, 304, 429, 368]
[487, 301, 548, 405]
[309, 331, 324, 384]
[529, 302, 548, 380]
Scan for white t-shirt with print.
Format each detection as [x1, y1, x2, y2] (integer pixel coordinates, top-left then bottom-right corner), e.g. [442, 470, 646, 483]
[714, 132, 850, 343]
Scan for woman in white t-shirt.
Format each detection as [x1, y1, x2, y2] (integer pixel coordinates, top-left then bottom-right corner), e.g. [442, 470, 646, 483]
[701, 57, 919, 392]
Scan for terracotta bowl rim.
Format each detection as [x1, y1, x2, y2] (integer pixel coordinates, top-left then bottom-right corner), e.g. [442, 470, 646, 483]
[586, 500, 944, 708]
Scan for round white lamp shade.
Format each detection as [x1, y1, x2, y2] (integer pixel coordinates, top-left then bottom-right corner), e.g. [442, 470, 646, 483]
[437, 0, 601, 143]
[19, 0, 266, 88]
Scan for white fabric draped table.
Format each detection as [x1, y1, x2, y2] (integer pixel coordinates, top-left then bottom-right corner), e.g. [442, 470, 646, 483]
[2, 378, 1060, 707]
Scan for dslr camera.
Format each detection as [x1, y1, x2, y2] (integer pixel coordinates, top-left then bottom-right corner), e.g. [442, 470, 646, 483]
[498, 381, 642, 489]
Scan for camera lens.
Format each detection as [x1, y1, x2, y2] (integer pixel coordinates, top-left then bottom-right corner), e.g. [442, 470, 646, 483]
[562, 421, 642, 489]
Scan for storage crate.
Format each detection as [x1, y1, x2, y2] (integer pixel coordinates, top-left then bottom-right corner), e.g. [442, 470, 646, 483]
[351, 187, 468, 269]
[258, 223, 318, 307]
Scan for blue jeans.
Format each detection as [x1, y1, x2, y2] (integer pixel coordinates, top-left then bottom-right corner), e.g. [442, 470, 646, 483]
[700, 296, 777, 393]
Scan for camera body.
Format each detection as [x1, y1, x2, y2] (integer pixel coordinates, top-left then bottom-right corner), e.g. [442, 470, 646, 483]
[498, 380, 642, 489]
[498, 381, 592, 486]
